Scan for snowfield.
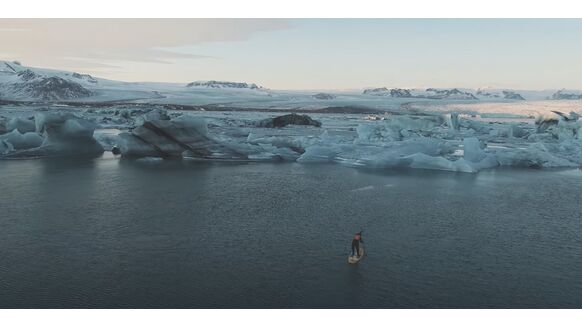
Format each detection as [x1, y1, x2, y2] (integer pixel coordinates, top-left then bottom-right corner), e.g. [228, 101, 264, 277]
[2, 60, 582, 173]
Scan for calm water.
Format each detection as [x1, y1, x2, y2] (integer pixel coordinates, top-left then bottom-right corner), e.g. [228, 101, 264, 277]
[0, 157, 581, 308]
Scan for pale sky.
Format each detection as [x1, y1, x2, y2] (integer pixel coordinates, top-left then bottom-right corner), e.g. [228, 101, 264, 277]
[1, 19, 582, 90]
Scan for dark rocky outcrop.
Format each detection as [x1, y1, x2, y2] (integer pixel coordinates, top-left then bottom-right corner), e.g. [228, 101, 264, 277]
[15, 77, 92, 101]
[256, 113, 322, 128]
[17, 69, 39, 81]
[72, 72, 98, 83]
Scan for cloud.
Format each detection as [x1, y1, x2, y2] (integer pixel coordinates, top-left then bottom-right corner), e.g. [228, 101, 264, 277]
[0, 19, 290, 72]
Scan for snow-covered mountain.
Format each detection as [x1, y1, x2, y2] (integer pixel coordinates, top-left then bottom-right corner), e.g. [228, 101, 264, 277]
[1, 60, 582, 111]
[186, 80, 261, 90]
[363, 87, 477, 100]
[363, 87, 413, 97]
[3, 73, 93, 101]
[476, 89, 526, 100]
[551, 89, 582, 100]
[0, 61, 96, 101]
[0, 60, 170, 103]
[424, 88, 478, 100]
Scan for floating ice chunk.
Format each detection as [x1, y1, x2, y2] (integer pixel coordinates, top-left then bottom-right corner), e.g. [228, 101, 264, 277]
[58, 119, 97, 140]
[408, 153, 478, 173]
[496, 143, 577, 168]
[172, 115, 209, 134]
[2, 112, 103, 158]
[134, 108, 171, 126]
[93, 129, 120, 150]
[258, 143, 303, 161]
[0, 140, 14, 154]
[118, 119, 207, 158]
[445, 113, 460, 130]
[544, 140, 582, 165]
[510, 125, 528, 138]
[462, 119, 491, 133]
[7, 117, 36, 133]
[463, 137, 486, 162]
[348, 149, 414, 168]
[35, 111, 75, 133]
[41, 113, 103, 157]
[535, 111, 582, 139]
[301, 136, 459, 170]
[297, 145, 341, 163]
[535, 113, 559, 133]
[214, 136, 304, 162]
[246, 133, 305, 151]
[355, 122, 401, 143]
[118, 115, 247, 159]
[0, 117, 7, 135]
[527, 133, 555, 143]
[364, 137, 455, 159]
[555, 118, 582, 141]
[390, 115, 443, 132]
[355, 115, 448, 144]
[0, 129, 43, 149]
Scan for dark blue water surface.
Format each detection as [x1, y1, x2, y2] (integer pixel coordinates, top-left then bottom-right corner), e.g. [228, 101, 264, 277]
[0, 156, 581, 308]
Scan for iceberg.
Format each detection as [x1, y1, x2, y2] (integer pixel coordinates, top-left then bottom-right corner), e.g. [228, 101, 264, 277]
[0, 129, 43, 149]
[0, 139, 14, 154]
[7, 117, 36, 133]
[463, 137, 486, 162]
[1, 112, 103, 158]
[118, 115, 248, 160]
[496, 143, 578, 168]
[445, 113, 460, 131]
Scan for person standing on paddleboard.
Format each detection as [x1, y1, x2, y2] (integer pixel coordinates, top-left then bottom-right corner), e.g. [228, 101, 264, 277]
[351, 231, 364, 257]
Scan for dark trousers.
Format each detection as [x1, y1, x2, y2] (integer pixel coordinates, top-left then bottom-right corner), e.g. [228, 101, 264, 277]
[351, 240, 360, 256]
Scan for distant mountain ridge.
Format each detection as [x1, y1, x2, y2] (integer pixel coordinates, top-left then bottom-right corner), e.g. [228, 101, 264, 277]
[186, 80, 261, 90]
[551, 90, 582, 100]
[362, 86, 533, 101]
[363, 87, 478, 100]
[1, 60, 581, 105]
[476, 89, 526, 100]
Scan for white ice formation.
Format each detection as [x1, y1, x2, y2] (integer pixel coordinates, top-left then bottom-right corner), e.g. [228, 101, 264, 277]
[0, 111, 103, 158]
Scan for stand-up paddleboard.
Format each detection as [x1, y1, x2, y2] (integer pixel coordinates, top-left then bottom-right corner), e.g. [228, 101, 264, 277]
[348, 245, 365, 264]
